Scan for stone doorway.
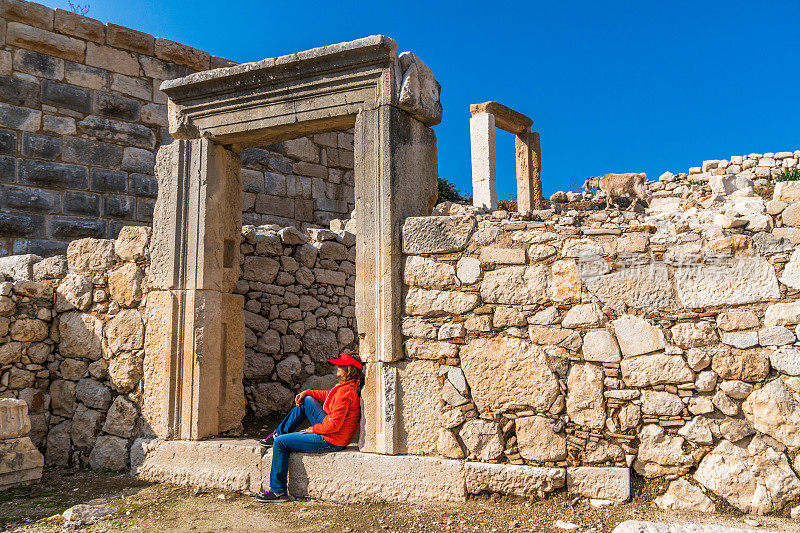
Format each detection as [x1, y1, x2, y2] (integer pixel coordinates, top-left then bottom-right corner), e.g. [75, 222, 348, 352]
[140, 36, 441, 454]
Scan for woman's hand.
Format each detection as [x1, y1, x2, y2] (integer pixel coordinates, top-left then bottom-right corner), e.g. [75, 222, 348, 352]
[294, 390, 308, 406]
[299, 428, 313, 434]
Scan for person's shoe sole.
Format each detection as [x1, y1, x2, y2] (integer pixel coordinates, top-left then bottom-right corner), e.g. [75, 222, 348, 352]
[256, 495, 290, 503]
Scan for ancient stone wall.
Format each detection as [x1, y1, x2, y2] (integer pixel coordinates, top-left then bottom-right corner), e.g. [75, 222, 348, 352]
[397, 176, 800, 512]
[238, 223, 357, 418]
[0, 220, 356, 470]
[0, 0, 353, 257]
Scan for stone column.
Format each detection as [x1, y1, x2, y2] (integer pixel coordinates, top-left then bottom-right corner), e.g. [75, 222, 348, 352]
[470, 112, 497, 210]
[354, 105, 438, 454]
[515, 129, 543, 211]
[142, 138, 245, 441]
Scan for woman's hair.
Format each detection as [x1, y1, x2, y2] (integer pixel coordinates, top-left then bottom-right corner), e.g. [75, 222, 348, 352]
[339, 351, 365, 392]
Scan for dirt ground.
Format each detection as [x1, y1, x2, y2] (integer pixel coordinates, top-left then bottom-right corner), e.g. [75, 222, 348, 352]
[2, 469, 799, 532]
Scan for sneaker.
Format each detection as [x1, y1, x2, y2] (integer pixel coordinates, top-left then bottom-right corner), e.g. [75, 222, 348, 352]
[259, 432, 276, 447]
[256, 490, 290, 503]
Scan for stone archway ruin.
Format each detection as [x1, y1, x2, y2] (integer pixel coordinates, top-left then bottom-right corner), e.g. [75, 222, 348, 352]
[141, 36, 440, 454]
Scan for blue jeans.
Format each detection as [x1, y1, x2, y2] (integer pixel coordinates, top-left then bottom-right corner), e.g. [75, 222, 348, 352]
[269, 396, 346, 493]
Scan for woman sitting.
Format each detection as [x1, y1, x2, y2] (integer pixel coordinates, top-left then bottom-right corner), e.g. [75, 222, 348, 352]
[256, 351, 364, 503]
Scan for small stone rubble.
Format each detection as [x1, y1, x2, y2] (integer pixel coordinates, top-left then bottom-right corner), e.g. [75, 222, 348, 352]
[0, 221, 356, 473]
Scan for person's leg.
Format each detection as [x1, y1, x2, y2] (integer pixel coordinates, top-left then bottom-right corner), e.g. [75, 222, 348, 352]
[268, 432, 345, 495]
[274, 397, 324, 436]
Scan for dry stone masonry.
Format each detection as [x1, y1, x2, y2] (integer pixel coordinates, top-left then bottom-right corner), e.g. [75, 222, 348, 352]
[0, 0, 354, 257]
[398, 160, 800, 511]
[239, 223, 357, 417]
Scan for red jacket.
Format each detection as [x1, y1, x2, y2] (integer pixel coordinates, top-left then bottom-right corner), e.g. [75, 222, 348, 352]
[307, 380, 361, 446]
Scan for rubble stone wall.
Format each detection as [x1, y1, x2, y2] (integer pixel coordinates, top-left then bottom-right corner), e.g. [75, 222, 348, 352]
[0, 0, 354, 257]
[397, 180, 800, 512]
[238, 223, 357, 418]
[0, 220, 356, 471]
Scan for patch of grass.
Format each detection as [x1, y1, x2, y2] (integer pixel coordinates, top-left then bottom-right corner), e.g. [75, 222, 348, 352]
[776, 168, 800, 182]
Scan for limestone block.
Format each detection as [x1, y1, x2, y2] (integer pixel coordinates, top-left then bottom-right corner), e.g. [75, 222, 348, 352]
[283, 449, 467, 502]
[115, 226, 150, 261]
[0, 436, 44, 489]
[492, 306, 526, 328]
[403, 256, 458, 288]
[550, 259, 581, 303]
[404, 287, 479, 317]
[758, 325, 795, 346]
[711, 348, 769, 382]
[67, 238, 115, 273]
[678, 416, 714, 446]
[0, 399, 30, 440]
[717, 309, 759, 331]
[465, 462, 565, 497]
[743, 377, 800, 449]
[108, 352, 144, 393]
[561, 303, 604, 328]
[695, 437, 800, 514]
[612, 315, 665, 357]
[765, 300, 800, 326]
[634, 425, 693, 478]
[55, 273, 92, 312]
[397, 52, 442, 127]
[75, 378, 112, 410]
[480, 265, 549, 305]
[401, 216, 476, 254]
[641, 391, 684, 416]
[58, 311, 103, 360]
[586, 264, 674, 313]
[654, 478, 715, 513]
[582, 330, 621, 363]
[0, 254, 41, 280]
[671, 322, 718, 349]
[102, 396, 137, 438]
[768, 346, 800, 376]
[621, 354, 693, 387]
[89, 435, 128, 471]
[566, 467, 630, 502]
[401, 317, 437, 339]
[105, 309, 144, 354]
[10, 318, 48, 342]
[70, 404, 103, 447]
[460, 336, 559, 413]
[515, 415, 567, 462]
[721, 331, 758, 349]
[398, 360, 441, 455]
[456, 257, 481, 285]
[773, 181, 800, 202]
[674, 258, 779, 308]
[132, 438, 265, 493]
[437, 428, 465, 458]
[566, 364, 605, 429]
[458, 419, 503, 461]
[108, 263, 144, 307]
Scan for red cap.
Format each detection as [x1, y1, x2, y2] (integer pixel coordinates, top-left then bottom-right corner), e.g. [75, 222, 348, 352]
[328, 352, 363, 370]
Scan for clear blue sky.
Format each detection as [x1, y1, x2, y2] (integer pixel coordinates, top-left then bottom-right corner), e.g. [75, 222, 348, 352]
[42, 0, 800, 199]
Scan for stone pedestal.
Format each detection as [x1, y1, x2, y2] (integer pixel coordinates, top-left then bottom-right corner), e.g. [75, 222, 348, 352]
[0, 399, 43, 489]
[143, 139, 244, 440]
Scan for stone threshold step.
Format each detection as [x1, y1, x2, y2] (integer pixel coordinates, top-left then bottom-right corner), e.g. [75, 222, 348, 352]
[130, 438, 629, 503]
